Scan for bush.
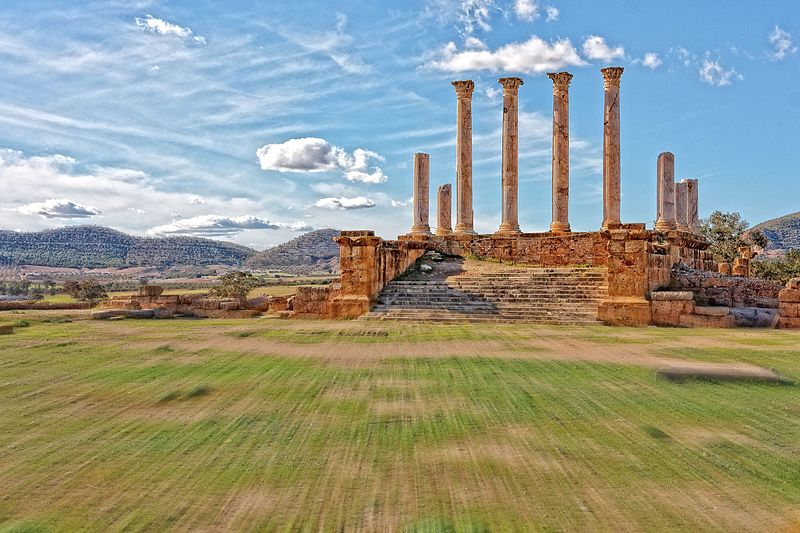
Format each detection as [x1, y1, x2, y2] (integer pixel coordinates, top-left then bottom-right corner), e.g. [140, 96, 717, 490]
[751, 250, 800, 284]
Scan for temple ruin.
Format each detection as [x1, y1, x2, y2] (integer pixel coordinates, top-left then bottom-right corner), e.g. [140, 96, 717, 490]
[289, 67, 796, 328]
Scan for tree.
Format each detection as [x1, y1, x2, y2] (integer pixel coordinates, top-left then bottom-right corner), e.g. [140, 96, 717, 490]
[63, 278, 108, 304]
[752, 250, 800, 284]
[208, 272, 260, 301]
[701, 211, 759, 264]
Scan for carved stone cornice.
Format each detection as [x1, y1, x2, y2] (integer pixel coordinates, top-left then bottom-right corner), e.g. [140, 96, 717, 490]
[547, 72, 573, 93]
[452, 80, 475, 98]
[601, 67, 624, 88]
[498, 76, 524, 95]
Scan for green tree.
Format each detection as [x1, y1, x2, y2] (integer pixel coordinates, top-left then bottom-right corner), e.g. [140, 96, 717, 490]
[63, 278, 108, 304]
[701, 211, 761, 264]
[751, 250, 800, 284]
[208, 272, 260, 301]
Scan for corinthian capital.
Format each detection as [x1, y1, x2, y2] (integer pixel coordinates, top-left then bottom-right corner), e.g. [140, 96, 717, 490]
[601, 67, 624, 88]
[498, 76, 524, 95]
[452, 80, 475, 98]
[547, 72, 573, 92]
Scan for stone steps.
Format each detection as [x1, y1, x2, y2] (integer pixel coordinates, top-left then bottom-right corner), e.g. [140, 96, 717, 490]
[366, 265, 609, 325]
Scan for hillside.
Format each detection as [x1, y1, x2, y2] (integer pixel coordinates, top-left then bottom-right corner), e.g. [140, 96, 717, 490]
[245, 228, 340, 275]
[751, 212, 800, 255]
[0, 226, 255, 269]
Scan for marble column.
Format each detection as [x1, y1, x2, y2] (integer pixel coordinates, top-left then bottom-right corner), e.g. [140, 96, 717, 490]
[436, 184, 452, 236]
[452, 80, 476, 234]
[675, 179, 690, 232]
[409, 152, 431, 235]
[497, 76, 524, 235]
[654, 152, 676, 232]
[686, 178, 700, 233]
[601, 67, 624, 230]
[548, 72, 573, 233]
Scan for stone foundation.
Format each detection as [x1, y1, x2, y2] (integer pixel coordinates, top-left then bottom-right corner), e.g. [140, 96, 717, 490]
[670, 266, 782, 308]
[778, 278, 800, 329]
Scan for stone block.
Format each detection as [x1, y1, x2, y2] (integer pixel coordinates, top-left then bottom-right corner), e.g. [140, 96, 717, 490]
[678, 314, 735, 328]
[779, 302, 800, 319]
[694, 306, 730, 317]
[598, 298, 651, 327]
[777, 317, 800, 329]
[138, 285, 164, 298]
[779, 288, 800, 304]
[651, 300, 694, 326]
[152, 307, 175, 319]
[651, 291, 694, 301]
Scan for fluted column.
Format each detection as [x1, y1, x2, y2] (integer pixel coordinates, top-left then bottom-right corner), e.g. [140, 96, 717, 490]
[548, 72, 573, 233]
[654, 152, 676, 232]
[452, 80, 475, 234]
[675, 179, 690, 232]
[436, 184, 452, 236]
[497, 76, 524, 235]
[409, 152, 431, 235]
[686, 178, 700, 233]
[601, 67, 624, 230]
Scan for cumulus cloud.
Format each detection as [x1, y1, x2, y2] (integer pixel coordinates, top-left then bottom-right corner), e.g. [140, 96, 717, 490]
[545, 6, 559, 22]
[315, 196, 376, 210]
[12, 199, 101, 219]
[148, 215, 312, 237]
[428, 36, 586, 74]
[582, 35, 625, 62]
[134, 14, 205, 44]
[768, 25, 797, 61]
[641, 52, 662, 69]
[256, 137, 388, 183]
[514, 0, 539, 21]
[698, 55, 742, 86]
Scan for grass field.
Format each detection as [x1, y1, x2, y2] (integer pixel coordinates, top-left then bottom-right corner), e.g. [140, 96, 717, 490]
[1, 313, 799, 531]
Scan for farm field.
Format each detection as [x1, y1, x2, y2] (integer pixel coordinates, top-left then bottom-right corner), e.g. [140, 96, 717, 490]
[1, 313, 799, 531]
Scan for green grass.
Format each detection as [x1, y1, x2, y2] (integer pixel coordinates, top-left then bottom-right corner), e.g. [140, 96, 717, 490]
[0, 315, 799, 530]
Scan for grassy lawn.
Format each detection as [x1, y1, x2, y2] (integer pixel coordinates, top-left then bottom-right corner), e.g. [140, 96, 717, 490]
[0, 315, 799, 531]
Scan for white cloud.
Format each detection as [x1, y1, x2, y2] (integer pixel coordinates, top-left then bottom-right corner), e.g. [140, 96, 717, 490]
[582, 35, 625, 62]
[464, 36, 487, 50]
[514, 0, 539, 21]
[459, 0, 496, 34]
[148, 215, 312, 237]
[698, 55, 742, 86]
[768, 25, 797, 61]
[428, 36, 586, 74]
[315, 196, 376, 210]
[390, 198, 413, 208]
[641, 52, 662, 69]
[256, 138, 388, 183]
[674, 46, 692, 66]
[545, 6, 559, 22]
[12, 199, 102, 219]
[134, 15, 206, 44]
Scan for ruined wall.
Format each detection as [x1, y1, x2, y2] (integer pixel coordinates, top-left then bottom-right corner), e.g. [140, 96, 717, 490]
[778, 278, 800, 329]
[292, 285, 338, 318]
[670, 267, 782, 308]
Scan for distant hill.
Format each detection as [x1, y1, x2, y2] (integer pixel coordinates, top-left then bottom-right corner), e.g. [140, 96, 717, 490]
[751, 212, 800, 256]
[0, 225, 255, 269]
[245, 228, 340, 275]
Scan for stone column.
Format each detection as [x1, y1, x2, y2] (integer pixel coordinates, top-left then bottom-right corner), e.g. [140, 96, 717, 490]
[686, 178, 700, 233]
[654, 152, 676, 232]
[497, 76, 524, 235]
[436, 184, 452, 236]
[452, 80, 475, 234]
[601, 67, 624, 230]
[409, 153, 431, 235]
[548, 72, 573, 233]
[675, 179, 690, 232]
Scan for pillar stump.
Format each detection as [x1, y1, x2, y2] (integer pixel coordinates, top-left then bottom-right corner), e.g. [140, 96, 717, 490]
[654, 152, 676, 232]
[436, 184, 452, 236]
[548, 72, 573, 233]
[686, 178, 700, 233]
[675, 179, 690, 232]
[409, 153, 431, 235]
[601, 67, 624, 230]
[497, 76, 524, 235]
[452, 80, 476, 234]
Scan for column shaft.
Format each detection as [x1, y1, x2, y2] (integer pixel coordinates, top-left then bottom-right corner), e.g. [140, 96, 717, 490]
[686, 178, 700, 233]
[601, 67, 624, 230]
[548, 72, 572, 233]
[409, 152, 431, 235]
[655, 152, 676, 231]
[497, 76, 524, 234]
[436, 184, 452, 236]
[675, 179, 690, 232]
[452, 81, 475, 234]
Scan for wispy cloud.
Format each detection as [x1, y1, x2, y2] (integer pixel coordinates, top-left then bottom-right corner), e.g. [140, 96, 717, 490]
[315, 196, 376, 210]
[698, 54, 742, 86]
[148, 215, 311, 237]
[768, 25, 796, 61]
[135, 14, 206, 45]
[12, 199, 102, 219]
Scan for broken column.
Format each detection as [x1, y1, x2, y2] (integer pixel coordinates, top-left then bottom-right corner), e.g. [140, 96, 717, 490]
[548, 72, 573, 233]
[654, 152, 676, 232]
[675, 179, 690, 232]
[409, 152, 431, 235]
[686, 178, 700, 233]
[436, 184, 452, 236]
[601, 67, 624, 230]
[452, 80, 476, 234]
[497, 76, 524, 234]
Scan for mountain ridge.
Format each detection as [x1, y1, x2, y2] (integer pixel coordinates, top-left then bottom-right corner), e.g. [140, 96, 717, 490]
[752, 211, 800, 256]
[245, 228, 340, 275]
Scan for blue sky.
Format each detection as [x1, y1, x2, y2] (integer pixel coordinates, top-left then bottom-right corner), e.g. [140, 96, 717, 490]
[0, 0, 798, 249]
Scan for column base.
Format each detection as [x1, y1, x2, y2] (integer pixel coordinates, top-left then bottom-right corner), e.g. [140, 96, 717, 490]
[495, 223, 521, 235]
[549, 222, 571, 233]
[435, 228, 453, 236]
[409, 225, 432, 236]
[675, 223, 691, 232]
[654, 220, 677, 232]
[453, 225, 477, 235]
[601, 221, 622, 231]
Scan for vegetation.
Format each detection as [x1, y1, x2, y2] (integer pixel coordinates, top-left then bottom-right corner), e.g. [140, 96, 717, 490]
[245, 228, 340, 275]
[752, 249, 800, 284]
[208, 272, 260, 301]
[62, 278, 108, 304]
[0, 317, 798, 530]
[701, 210, 767, 263]
[0, 225, 254, 269]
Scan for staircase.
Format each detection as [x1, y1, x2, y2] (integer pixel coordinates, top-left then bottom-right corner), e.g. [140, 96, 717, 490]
[365, 259, 608, 324]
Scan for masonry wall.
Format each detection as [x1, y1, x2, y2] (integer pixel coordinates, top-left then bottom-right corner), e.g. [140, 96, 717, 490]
[670, 268, 782, 308]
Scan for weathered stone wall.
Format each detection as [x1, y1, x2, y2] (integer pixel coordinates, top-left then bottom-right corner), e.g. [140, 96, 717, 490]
[777, 278, 800, 329]
[292, 285, 338, 318]
[670, 266, 782, 308]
